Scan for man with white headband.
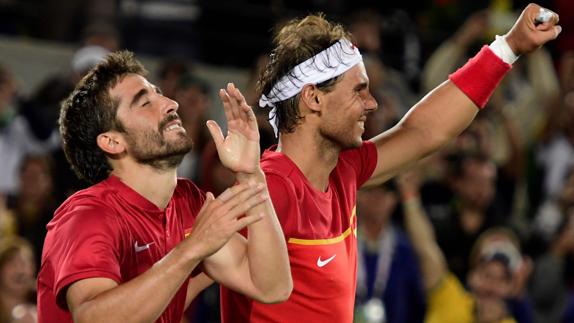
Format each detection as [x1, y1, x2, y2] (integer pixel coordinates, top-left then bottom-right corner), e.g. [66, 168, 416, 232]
[221, 4, 560, 322]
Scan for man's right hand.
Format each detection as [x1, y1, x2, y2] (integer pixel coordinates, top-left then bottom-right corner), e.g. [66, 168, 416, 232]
[185, 182, 268, 260]
[505, 3, 561, 56]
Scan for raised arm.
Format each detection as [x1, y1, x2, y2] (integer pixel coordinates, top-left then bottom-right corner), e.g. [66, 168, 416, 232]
[396, 170, 447, 291]
[203, 83, 292, 303]
[365, 4, 561, 187]
[66, 184, 269, 323]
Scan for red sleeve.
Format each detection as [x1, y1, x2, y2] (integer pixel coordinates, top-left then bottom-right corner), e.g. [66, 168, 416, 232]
[51, 202, 124, 309]
[339, 140, 377, 187]
[264, 172, 299, 239]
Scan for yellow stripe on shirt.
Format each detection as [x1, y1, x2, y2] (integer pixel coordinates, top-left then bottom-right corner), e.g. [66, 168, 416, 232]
[288, 206, 357, 245]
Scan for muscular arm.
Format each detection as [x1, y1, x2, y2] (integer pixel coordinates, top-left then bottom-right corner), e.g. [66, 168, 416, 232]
[210, 171, 291, 303]
[67, 244, 203, 323]
[364, 3, 561, 187]
[365, 81, 477, 186]
[66, 183, 268, 323]
[202, 83, 292, 303]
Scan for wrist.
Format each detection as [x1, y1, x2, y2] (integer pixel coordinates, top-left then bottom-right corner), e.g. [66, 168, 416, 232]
[489, 35, 520, 64]
[400, 191, 420, 203]
[236, 169, 266, 185]
[448, 45, 512, 109]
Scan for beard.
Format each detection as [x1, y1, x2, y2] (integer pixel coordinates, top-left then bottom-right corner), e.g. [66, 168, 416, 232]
[319, 121, 363, 151]
[122, 120, 194, 171]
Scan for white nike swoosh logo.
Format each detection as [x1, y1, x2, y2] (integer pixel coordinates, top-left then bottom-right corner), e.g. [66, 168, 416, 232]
[317, 254, 336, 268]
[134, 241, 155, 253]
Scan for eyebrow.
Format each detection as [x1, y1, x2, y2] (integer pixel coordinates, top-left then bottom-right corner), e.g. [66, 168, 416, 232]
[129, 88, 149, 108]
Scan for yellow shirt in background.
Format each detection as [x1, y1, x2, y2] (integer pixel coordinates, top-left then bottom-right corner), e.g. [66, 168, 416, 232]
[425, 273, 515, 323]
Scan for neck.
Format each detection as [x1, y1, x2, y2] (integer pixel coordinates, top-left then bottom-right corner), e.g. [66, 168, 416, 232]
[459, 208, 485, 234]
[111, 162, 178, 209]
[361, 217, 387, 241]
[278, 128, 341, 192]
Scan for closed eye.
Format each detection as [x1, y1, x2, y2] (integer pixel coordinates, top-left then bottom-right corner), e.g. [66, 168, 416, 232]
[354, 82, 368, 94]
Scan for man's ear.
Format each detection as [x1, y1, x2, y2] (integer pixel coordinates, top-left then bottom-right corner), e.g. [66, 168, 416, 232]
[97, 132, 126, 155]
[300, 84, 323, 113]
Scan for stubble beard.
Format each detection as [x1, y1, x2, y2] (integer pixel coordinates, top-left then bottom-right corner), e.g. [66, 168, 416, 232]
[125, 127, 193, 171]
[320, 120, 363, 152]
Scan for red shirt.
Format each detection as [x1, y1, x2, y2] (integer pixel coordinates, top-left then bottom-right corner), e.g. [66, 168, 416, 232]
[221, 141, 377, 323]
[37, 176, 205, 323]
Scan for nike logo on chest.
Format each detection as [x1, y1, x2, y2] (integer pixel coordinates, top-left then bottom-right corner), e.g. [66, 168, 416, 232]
[317, 254, 336, 267]
[134, 241, 155, 253]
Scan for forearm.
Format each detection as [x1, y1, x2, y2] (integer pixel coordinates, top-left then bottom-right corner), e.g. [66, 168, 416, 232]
[401, 194, 448, 291]
[69, 245, 200, 323]
[184, 273, 214, 309]
[236, 170, 292, 302]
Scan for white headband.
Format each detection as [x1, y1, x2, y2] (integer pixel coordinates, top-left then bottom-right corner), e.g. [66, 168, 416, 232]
[259, 38, 363, 136]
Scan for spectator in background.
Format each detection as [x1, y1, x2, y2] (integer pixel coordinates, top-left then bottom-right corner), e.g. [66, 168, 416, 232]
[397, 170, 533, 323]
[0, 237, 37, 323]
[156, 59, 190, 103]
[529, 167, 574, 323]
[198, 141, 235, 196]
[530, 51, 574, 214]
[355, 181, 426, 323]
[81, 22, 120, 52]
[5, 155, 57, 266]
[430, 152, 511, 281]
[0, 65, 57, 196]
[347, 11, 419, 116]
[0, 194, 16, 239]
[174, 74, 212, 180]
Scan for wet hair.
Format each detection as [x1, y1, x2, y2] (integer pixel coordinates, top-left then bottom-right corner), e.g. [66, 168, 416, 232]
[59, 50, 147, 184]
[257, 14, 353, 134]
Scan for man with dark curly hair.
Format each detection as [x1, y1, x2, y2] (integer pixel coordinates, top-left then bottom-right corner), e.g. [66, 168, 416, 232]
[220, 4, 561, 322]
[37, 51, 292, 323]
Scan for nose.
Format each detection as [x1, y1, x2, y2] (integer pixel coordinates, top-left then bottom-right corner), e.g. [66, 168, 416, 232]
[163, 96, 179, 115]
[364, 91, 378, 112]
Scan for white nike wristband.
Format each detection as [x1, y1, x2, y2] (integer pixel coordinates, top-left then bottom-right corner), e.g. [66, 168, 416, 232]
[489, 35, 519, 65]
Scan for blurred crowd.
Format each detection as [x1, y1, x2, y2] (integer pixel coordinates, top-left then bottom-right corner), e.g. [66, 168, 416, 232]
[0, 0, 574, 322]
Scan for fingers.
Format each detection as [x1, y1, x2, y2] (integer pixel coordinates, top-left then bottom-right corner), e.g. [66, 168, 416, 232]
[206, 120, 224, 147]
[215, 182, 267, 213]
[223, 83, 254, 125]
[226, 83, 241, 120]
[219, 89, 234, 123]
[508, 4, 561, 54]
[533, 6, 559, 26]
[235, 212, 265, 231]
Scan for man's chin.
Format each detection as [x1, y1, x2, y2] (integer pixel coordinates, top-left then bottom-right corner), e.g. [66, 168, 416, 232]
[135, 142, 193, 170]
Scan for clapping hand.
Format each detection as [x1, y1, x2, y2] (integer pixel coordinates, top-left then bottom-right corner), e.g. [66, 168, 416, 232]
[207, 83, 261, 175]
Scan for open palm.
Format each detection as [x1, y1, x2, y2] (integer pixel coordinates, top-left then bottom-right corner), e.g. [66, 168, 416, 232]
[207, 83, 260, 174]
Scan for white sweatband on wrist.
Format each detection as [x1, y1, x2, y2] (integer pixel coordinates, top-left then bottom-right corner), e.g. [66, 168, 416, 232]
[259, 38, 363, 136]
[489, 35, 519, 65]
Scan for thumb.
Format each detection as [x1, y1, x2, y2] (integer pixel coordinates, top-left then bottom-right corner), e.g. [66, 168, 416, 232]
[551, 25, 563, 39]
[206, 120, 225, 148]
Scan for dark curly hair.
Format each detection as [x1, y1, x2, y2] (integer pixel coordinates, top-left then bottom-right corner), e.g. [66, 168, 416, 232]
[258, 14, 353, 134]
[59, 50, 146, 184]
